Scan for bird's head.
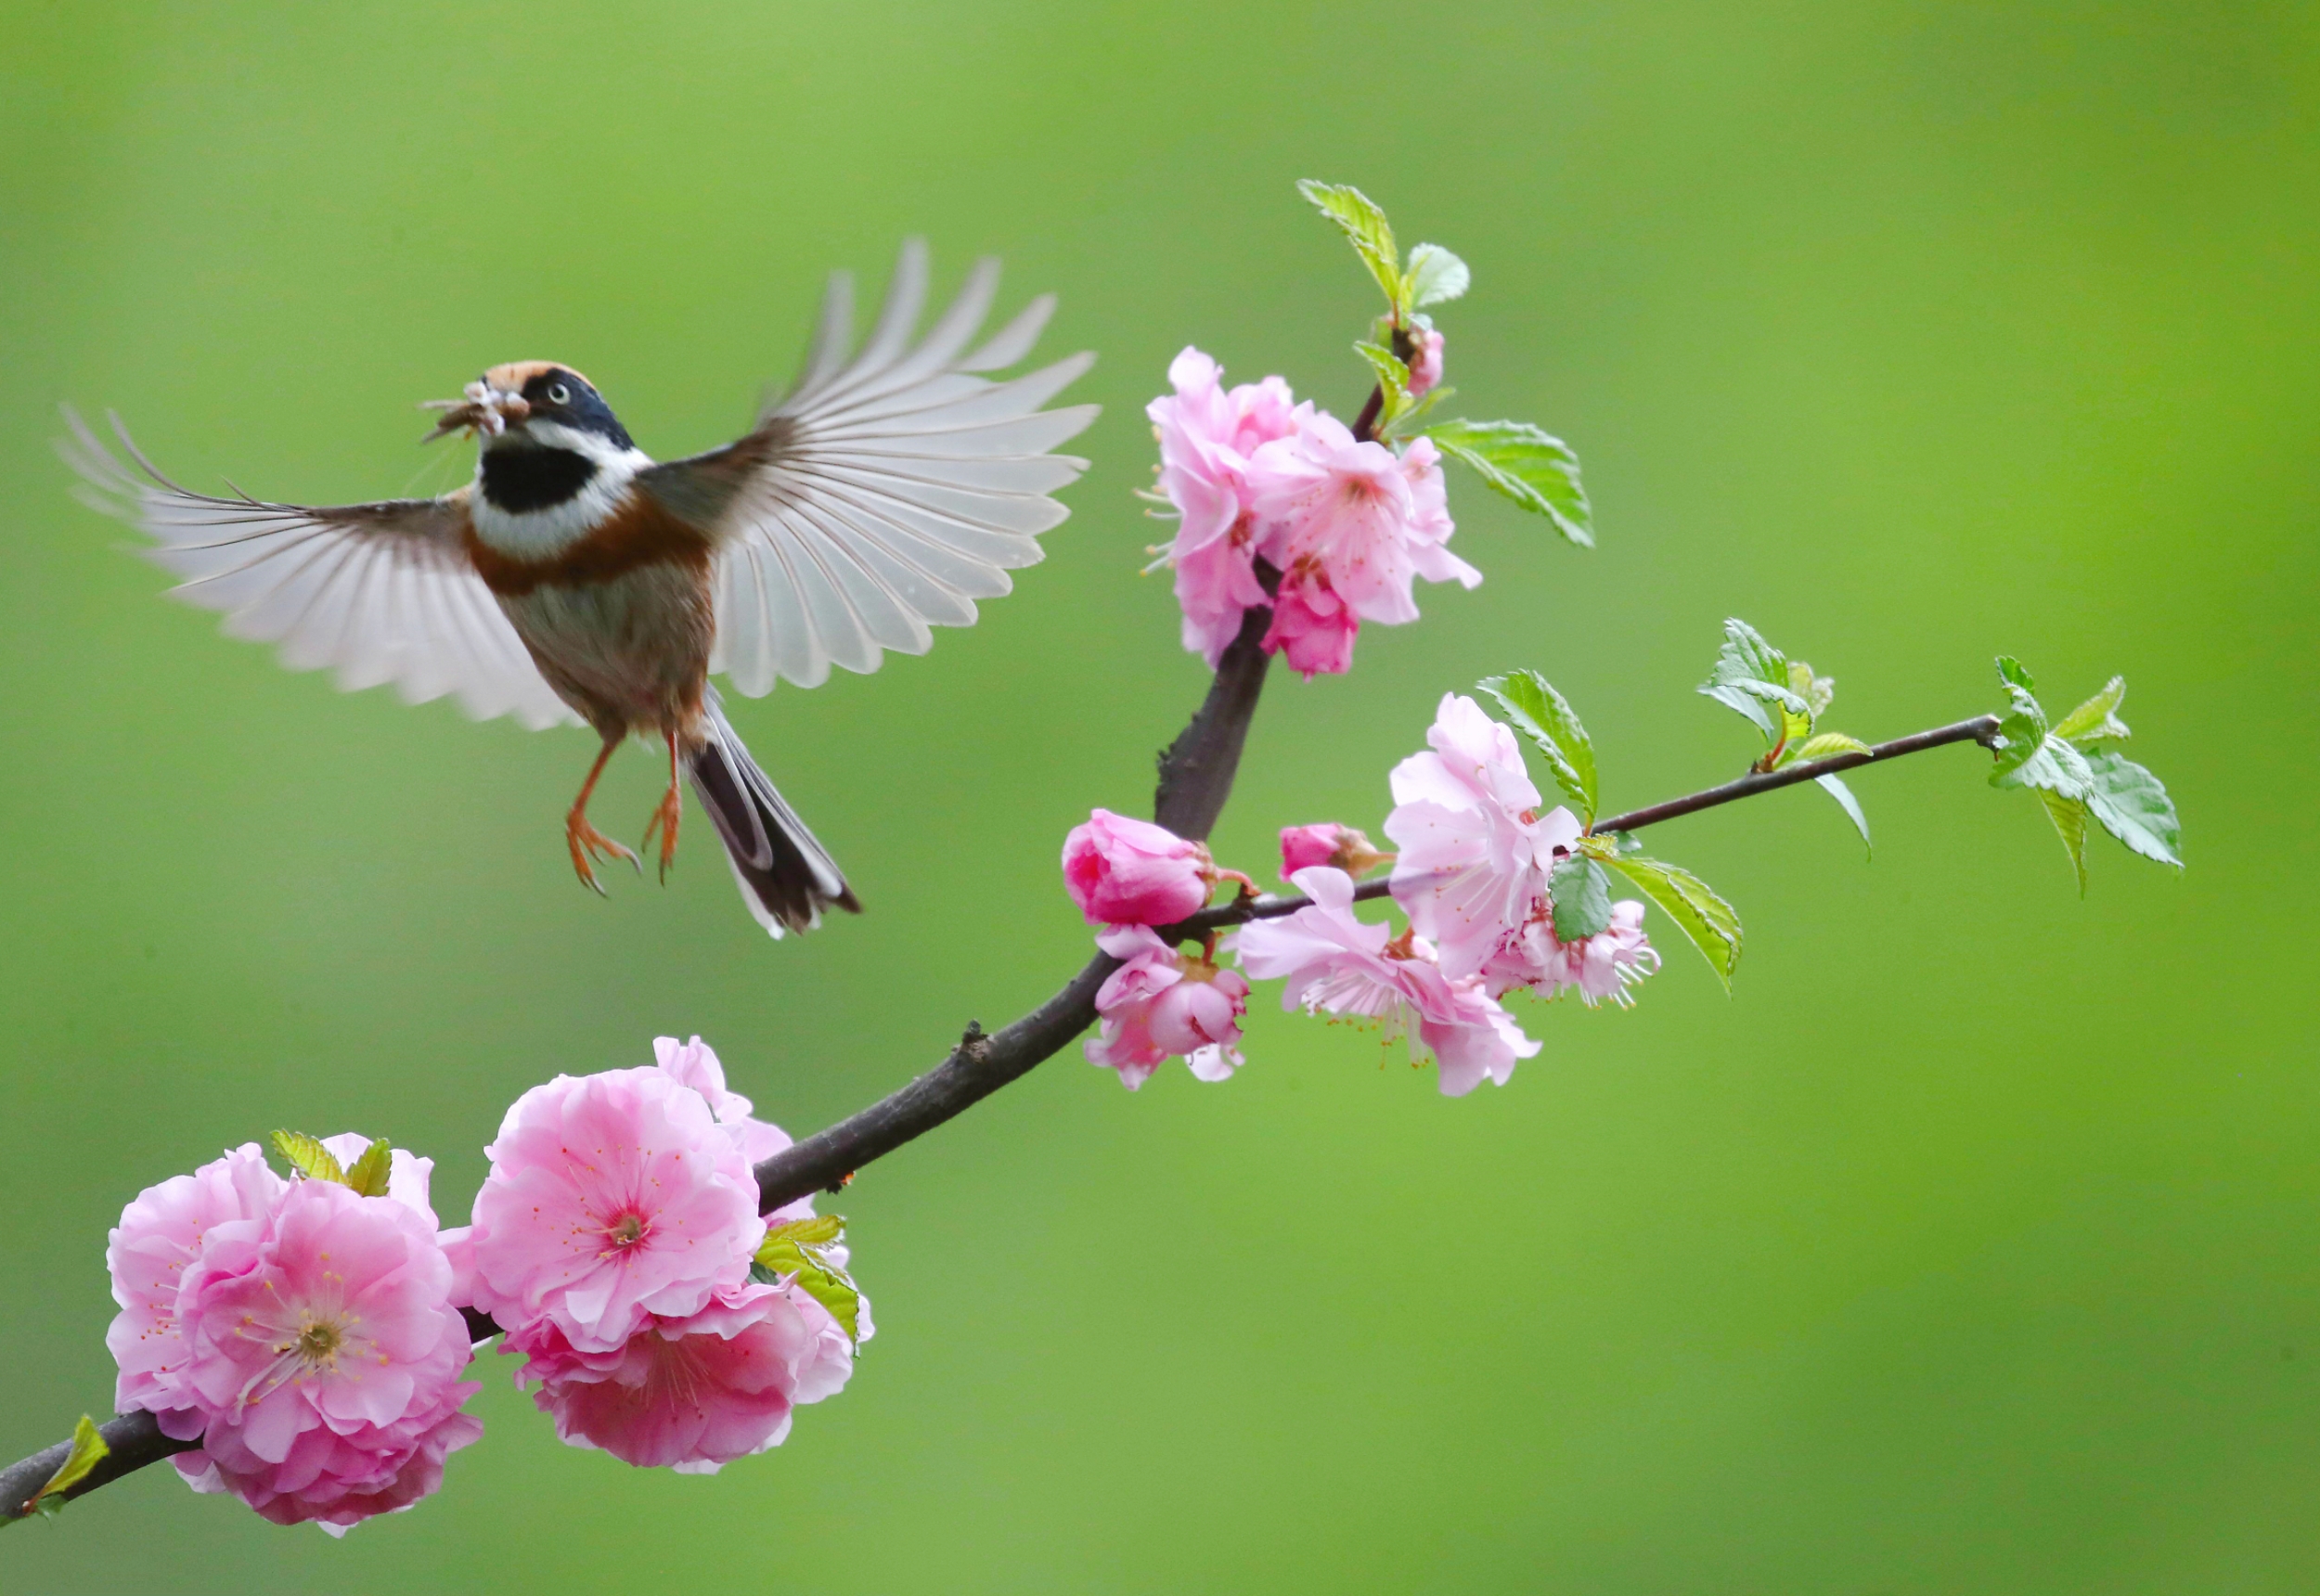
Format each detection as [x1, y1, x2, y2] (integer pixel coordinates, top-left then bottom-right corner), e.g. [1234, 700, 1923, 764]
[421, 362, 634, 454]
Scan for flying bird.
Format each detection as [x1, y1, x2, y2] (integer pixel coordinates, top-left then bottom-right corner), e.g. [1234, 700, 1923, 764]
[62, 242, 1097, 936]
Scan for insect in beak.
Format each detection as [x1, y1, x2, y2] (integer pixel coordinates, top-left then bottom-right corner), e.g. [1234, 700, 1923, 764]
[419, 381, 531, 444]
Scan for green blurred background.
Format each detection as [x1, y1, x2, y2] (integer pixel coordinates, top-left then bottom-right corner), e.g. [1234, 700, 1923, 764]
[2, 1, 2314, 1590]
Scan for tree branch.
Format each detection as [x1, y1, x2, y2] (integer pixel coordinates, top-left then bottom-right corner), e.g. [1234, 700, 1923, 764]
[0, 685, 2001, 1518]
[2, 1412, 194, 1521]
[1159, 714, 2005, 941]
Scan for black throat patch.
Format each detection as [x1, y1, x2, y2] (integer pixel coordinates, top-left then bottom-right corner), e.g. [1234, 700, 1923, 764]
[479, 445, 599, 513]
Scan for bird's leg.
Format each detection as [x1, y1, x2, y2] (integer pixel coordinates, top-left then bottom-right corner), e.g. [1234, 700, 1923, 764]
[566, 734, 640, 895]
[640, 730, 684, 883]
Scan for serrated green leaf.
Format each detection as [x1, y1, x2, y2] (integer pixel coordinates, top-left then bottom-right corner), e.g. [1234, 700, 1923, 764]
[2040, 790, 2090, 895]
[1814, 773, 1872, 858]
[1698, 618, 1808, 740]
[29, 1415, 109, 1514]
[271, 1131, 346, 1185]
[755, 1215, 863, 1344]
[1424, 419, 1593, 547]
[1476, 670, 1597, 824]
[2082, 751, 2183, 868]
[1793, 731, 1874, 761]
[1994, 733, 2095, 799]
[2055, 676, 2131, 744]
[1549, 855, 1614, 941]
[1604, 855, 1743, 990]
[1990, 657, 2059, 787]
[1296, 179, 1404, 311]
[343, 1138, 393, 1198]
[1405, 241, 1470, 306]
[1351, 341, 1411, 426]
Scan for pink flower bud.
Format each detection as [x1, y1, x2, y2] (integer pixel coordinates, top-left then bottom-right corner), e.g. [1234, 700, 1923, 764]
[1407, 328, 1446, 397]
[1062, 809, 1216, 926]
[1279, 824, 1393, 881]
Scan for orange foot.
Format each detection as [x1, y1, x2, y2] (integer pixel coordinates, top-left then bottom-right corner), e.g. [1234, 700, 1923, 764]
[567, 809, 640, 896]
[640, 783, 684, 883]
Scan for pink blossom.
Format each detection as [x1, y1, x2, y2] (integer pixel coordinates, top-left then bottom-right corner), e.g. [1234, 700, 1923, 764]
[1260, 565, 1360, 677]
[1063, 809, 1218, 927]
[169, 1177, 481, 1533]
[508, 1278, 855, 1474]
[107, 1143, 285, 1432]
[1484, 898, 1662, 1005]
[1087, 924, 1249, 1089]
[1249, 413, 1423, 625]
[1407, 328, 1446, 397]
[1278, 823, 1390, 880]
[1149, 348, 1302, 666]
[467, 1067, 764, 1352]
[1386, 693, 1574, 980]
[176, 1390, 481, 1536]
[1398, 438, 1481, 593]
[1236, 867, 1539, 1096]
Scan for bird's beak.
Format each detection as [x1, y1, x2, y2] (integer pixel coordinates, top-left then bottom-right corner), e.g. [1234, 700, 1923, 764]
[419, 381, 531, 444]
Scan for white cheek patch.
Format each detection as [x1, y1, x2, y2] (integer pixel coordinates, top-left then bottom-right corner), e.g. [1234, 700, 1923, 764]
[469, 438, 655, 558]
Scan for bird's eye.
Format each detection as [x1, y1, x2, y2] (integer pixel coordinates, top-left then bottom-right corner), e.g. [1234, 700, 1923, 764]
[548, 383, 572, 405]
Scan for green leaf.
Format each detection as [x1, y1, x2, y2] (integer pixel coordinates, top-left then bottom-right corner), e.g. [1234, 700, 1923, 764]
[271, 1131, 346, 1185]
[762, 1213, 844, 1249]
[2040, 790, 2091, 895]
[1295, 179, 1404, 311]
[1987, 657, 2093, 796]
[1604, 855, 1743, 991]
[1792, 731, 1874, 761]
[1549, 855, 1614, 941]
[1405, 241, 1470, 306]
[1351, 341, 1411, 426]
[755, 1215, 864, 1345]
[1424, 419, 1594, 547]
[28, 1415, 109, 1515]
[343, 1139, 393, 1199]
[2082, 751, 2183, 868]
[2055, 676, 2131, 744]
[1476, 669, 1597, 824]
[1698, 618, 1809, 740]
[1814, 773, 1872, 858]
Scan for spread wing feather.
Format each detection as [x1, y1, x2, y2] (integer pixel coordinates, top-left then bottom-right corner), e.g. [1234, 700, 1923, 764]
[643, 239, 1099, 694]
[58, 407, 577, 729]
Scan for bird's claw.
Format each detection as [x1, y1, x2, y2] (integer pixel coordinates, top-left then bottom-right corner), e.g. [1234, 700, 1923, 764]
[641, 787, 684, 884]
[567, 812, 640, 895]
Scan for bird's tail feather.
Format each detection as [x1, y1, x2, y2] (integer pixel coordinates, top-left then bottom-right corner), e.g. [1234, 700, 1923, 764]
[688, 696, 858, 938]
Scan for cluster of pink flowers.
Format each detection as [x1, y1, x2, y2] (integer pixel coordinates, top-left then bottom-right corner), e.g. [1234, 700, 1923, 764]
[1148, 346, 1479, 678]
[107, 1137, 480, 1533]
[459, 1036, 863, 1473]
[1385, 693, 1659, 1006]
[1065, 808, 1254, 1089]
[1060, 695, 1660, 1099]
[103, 1038, 865, 1532]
